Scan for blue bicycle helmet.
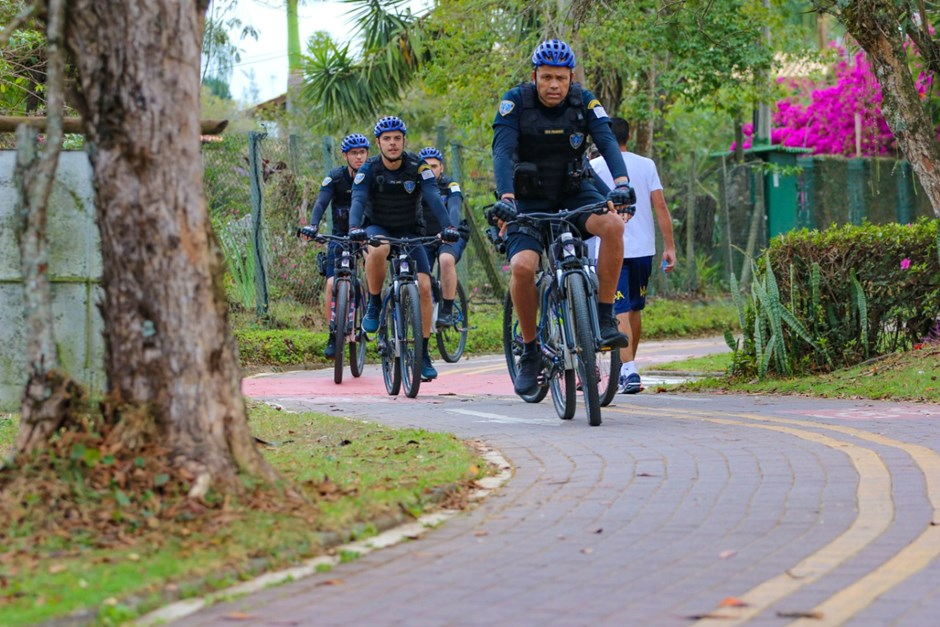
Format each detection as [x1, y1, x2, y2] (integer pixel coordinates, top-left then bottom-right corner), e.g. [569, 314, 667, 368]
[373, 116, 407, 137]
[531, 39, 576, 68]
[341, 133, 370, 153]
[418, 147, 444, 162]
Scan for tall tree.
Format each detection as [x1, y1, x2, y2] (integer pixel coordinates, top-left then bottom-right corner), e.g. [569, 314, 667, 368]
[814, 0, 940, 218]
[40, 0, 277, 486]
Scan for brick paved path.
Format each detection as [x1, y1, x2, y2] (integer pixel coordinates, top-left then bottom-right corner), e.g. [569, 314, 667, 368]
[174, 341, 940, 626]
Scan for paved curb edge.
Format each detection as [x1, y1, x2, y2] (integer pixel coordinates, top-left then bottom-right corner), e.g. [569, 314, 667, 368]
[135, 442, 513, 626]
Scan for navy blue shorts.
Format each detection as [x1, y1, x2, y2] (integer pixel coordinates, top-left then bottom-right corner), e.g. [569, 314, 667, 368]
[614, 256, 653, 314]
[506, 184, 605, 261]
[323, 240, 342, 279]
[365, 225, 432, 275]
[424, 238, 467, 268]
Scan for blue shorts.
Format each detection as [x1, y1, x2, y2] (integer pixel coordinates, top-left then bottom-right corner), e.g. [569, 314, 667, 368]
[424, 238, 467, 268]
[365, 225, 432, 275]
[614, 256, 652, 314]
[323, 240, 342, 279]
[506, 183, 604, 261]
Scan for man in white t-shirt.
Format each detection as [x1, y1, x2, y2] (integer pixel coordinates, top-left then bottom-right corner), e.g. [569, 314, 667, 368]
[588, 117, 676, 394]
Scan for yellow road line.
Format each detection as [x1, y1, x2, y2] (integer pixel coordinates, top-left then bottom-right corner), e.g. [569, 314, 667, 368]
[612, 405, 940, 625]
[438, 363, 507, 377]
[608, 406, 893, 625]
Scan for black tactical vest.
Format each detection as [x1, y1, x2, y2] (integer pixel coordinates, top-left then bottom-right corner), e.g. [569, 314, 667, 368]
[363, 153, 425, 234]
[422, 174, 455, 235]
[329, 165, 353, 235]
[517, 83, 589, 200]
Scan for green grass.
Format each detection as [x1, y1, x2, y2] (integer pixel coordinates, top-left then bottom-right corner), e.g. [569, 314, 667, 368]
[647, 352, 733, 374]
[674, 343, 940, 402]
[233, 296, 738, 367]
[0, 405, 485, 624]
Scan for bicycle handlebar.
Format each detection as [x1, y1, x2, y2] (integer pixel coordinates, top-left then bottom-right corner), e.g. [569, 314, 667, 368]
[504, 200, 609, 228]
[366, 234, 442, 248]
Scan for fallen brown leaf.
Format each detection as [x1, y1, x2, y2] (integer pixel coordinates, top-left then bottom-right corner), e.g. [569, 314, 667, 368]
[719, 597, 748, 608]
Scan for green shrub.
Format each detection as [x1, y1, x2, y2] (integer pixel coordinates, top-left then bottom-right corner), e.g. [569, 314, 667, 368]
[729, 218, 940, 378]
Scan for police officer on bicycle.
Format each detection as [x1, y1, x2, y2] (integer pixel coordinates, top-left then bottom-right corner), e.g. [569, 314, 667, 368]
[417, 146, 465, 327]
[349, 116, 461, 381]
[491, 38, 637, 397]
[299, 132, 370, 359]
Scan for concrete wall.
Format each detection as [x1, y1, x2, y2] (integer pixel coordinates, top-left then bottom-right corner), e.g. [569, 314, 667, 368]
[0, 151, 104, 411]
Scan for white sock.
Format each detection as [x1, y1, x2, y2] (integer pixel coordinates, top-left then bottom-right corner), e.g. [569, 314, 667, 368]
[621, 361, 638, 377]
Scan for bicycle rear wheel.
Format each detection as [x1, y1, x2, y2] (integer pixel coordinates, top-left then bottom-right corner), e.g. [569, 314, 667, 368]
[332, 281, 349, 385]
[597, 345, 621, 407]
[380, 290, 401, 396]
[437, 280, 469, 363]
[568, 275, 601, 426]
[546, 296, 576, 420]
[399, 283, 423, 398]
[502, 290, 548, 403]
[349, 281, 367, 378]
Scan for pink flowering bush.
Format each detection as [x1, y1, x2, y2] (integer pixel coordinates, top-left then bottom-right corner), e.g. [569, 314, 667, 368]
[730, 46, 934, 156]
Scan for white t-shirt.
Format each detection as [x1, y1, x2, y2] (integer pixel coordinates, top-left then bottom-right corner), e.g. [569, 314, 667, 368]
[587, 151, 663, 259]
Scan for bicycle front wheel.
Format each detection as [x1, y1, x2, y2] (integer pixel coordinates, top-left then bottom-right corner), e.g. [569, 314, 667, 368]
[380, 290, 401, 396]
[502, 290, 548, 404]
[546, 295, 576, 420]
[399, 283, 423, 398]
[437, 280, 469, 363]
[568, 275, 601, 426]
[333, 281, 349, 385]
[349, 281, 367, 378]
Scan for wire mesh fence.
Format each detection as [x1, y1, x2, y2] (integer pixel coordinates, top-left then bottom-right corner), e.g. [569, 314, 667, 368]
[203, 130, 936, 328]
[203, 131, 509, 331]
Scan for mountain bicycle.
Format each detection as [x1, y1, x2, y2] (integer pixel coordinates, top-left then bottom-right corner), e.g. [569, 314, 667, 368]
[427, 241, 470, 363]
[307, 233, 368, 384]
[499, 201, 614, 426]
[370, 234, 442, 398]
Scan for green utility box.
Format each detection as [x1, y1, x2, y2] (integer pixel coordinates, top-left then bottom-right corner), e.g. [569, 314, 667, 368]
[745, 145, 813, 239]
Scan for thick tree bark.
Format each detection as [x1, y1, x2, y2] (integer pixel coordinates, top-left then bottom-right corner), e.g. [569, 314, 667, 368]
[633, 66, 656, 158]
[63, 1, 276, 485]
[13, 0, 82, 454]
[839, 1, 940, 218]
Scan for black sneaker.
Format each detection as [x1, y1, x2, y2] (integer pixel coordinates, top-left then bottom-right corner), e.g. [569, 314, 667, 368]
[325, 333, 337, 359]
[436, 310, 454, 328]
[514, 350, 542, 396]
[599, 315, 629, 349]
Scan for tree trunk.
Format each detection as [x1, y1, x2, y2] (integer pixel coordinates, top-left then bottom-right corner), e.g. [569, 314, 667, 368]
[633, 66, 656, 158]
[63, 1, 276, 486]
[840, 1, 940, 218]
[14, 0, 82, 454]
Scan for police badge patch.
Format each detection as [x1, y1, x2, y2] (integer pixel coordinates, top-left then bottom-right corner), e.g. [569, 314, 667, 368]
[498, 100, 515, 116]
[570, 132, 585, 149]
[320, 176, 332, 187]
[353, 172, 365, 185]
[404, 181, 416, 193]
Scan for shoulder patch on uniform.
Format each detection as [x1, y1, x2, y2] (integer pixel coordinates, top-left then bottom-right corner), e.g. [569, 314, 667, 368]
[587, 99, 601, 109]
[320, 176, 332, 187]
[420, 168, 435, 180]
[593, 105, 608, 119]
[498, 100, 515, 116]
[353, 172, 365, 185]
[448, 182, 461, 193]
